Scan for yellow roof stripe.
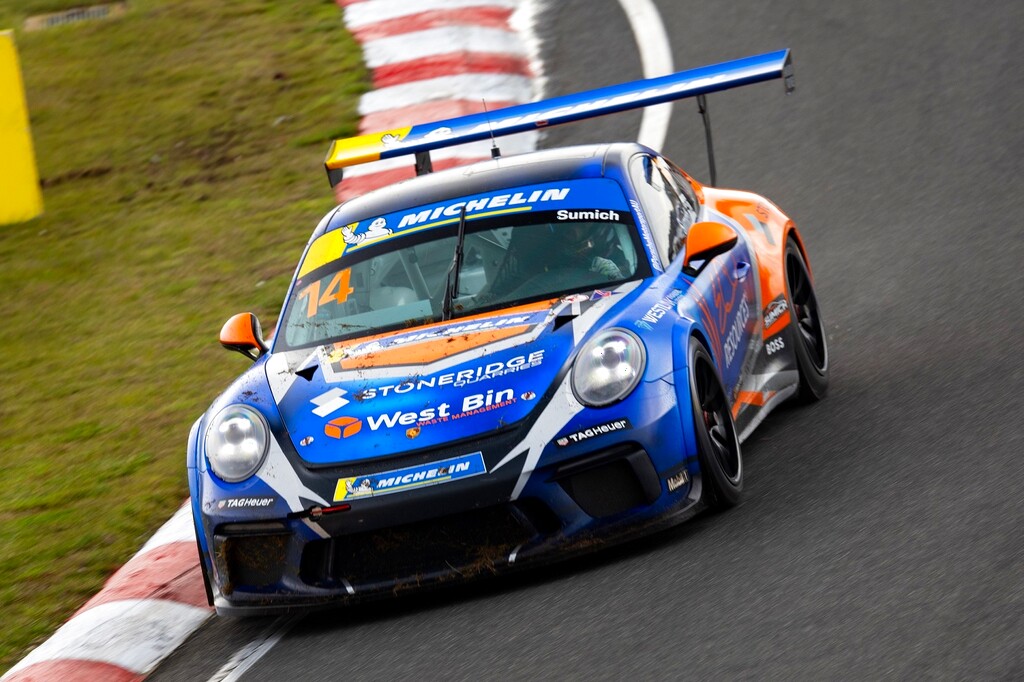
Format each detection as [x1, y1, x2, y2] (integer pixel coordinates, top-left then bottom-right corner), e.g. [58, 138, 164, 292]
[298, 229, 347, 278]
[296, 206, 534, 279]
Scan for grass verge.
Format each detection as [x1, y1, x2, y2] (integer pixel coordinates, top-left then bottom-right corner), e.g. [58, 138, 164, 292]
[0, 0, 366, 671]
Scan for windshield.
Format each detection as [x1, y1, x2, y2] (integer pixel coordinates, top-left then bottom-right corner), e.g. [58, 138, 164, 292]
[279, 180, 649, 350]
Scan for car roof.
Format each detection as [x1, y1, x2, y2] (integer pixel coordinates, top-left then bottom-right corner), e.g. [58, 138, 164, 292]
[321, 142, 650, 237]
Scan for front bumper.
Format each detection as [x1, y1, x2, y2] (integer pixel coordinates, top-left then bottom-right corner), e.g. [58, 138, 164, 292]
[197, 377, 703, 615]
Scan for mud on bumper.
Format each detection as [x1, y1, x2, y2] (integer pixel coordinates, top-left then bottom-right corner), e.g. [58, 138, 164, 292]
[209, 440, 700, 615]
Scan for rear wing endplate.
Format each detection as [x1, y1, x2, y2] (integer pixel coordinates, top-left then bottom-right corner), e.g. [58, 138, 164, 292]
[325, 49, 794, 187]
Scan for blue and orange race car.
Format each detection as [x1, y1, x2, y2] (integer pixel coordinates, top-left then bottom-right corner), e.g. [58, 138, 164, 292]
[188, 50, 828, 614]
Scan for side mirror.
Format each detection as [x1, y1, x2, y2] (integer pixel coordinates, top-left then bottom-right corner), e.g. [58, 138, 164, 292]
[683, 221, 738, 271]
[220, 312, 268, 361]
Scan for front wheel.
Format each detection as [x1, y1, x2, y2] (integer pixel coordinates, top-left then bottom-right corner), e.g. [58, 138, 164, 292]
[785, 238, 829, 401]
[688, 337, 742, 510]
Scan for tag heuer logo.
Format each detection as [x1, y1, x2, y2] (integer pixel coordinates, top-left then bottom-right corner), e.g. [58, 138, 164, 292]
[555, 418, 632, 447]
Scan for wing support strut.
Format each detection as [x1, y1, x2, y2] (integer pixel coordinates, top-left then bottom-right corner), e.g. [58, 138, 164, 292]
[696, 94, 717, 187]
[415, 150, 433, 176]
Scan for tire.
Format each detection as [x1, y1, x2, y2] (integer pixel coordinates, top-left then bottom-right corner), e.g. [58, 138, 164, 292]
[784, 238, 829, 401]
[688, 337, 742, 510]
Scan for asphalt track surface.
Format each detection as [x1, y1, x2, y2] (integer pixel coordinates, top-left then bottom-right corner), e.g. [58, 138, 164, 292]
[153, 1, 1024, 679]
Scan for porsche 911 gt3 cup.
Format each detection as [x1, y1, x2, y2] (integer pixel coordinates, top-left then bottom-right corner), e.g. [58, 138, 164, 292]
[188, 50, 828, 614]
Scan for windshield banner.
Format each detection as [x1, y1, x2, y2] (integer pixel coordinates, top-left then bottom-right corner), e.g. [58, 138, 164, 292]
[299, 178, 630, 277]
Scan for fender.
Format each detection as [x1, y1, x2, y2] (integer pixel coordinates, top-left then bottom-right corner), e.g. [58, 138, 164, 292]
[186, 416, 215, 605]
[185, 415, 203, 471]
[667, 314, 711, 462]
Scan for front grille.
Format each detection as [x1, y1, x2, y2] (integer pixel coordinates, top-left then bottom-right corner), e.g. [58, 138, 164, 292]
[300, 502, 549, 588]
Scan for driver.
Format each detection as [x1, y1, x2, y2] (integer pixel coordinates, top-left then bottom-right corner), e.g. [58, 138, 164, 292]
[481, 222, 623, 304]
[560, 223, 623, 279]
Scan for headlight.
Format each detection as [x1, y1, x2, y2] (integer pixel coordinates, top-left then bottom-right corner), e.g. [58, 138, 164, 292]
[571, 328, 646, 407]
[204, 405, 270, 482]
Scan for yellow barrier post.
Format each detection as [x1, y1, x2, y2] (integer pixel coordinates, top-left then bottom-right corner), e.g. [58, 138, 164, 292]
[0, 30, 43, 224]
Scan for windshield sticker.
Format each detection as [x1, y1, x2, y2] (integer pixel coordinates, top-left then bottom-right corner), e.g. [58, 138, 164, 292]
[341, 217, 391, 246]
[297, 269, 354, 318]
[398, 188, 568, 229]
[555, 209, 621, 221]
[630, 199, 663, 272]
[333, 452, 486, 501]
[298, 179, 630, 278]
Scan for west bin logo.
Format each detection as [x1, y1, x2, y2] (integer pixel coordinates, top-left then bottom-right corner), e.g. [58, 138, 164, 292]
[323, 387, 517, 439]
[325, 415, 362, 439]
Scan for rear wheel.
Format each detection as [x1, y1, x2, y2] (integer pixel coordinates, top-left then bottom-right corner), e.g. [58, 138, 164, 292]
[785, 238, 829, 401]
[688, 337, 742, 510]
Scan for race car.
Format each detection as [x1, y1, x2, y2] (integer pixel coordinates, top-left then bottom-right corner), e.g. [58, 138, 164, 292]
[188, 50, 828, 614]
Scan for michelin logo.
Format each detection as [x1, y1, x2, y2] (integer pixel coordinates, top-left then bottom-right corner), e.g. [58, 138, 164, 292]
[334, 452, 486, 501]
[423, 126, 453, 140]
[397, 188, 571, 228]
[341, 217, 392, 246]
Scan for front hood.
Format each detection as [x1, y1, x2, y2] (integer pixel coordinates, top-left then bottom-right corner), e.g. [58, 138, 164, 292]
[265, 292, 630, 466]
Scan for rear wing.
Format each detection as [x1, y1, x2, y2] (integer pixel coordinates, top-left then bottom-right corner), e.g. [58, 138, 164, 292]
[325, 49, 794, 188]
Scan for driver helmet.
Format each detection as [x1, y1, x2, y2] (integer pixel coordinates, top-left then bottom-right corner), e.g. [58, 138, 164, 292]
[561, 223, 595, 259]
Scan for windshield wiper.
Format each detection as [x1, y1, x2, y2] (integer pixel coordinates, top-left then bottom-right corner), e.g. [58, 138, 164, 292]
[441, 205, 468, 321]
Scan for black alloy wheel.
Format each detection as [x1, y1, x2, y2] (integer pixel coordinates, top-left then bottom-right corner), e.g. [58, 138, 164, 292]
[688, 337, 742, 510]
[784, 238, 829, 401]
